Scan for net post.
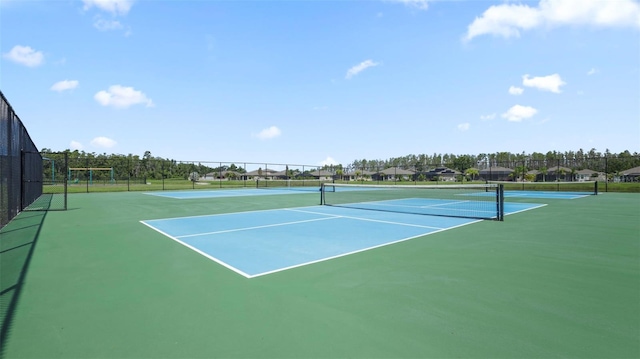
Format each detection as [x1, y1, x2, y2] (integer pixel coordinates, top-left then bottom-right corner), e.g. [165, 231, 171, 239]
[63, 152, 68, 210]
[320, 183, 325, 205]
[497, 184, 504, 221]
[594, 181, 598, 195]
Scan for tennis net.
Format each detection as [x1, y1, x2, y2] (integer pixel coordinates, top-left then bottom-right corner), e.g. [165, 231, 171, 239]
[256, 179, 331, 192]
[487, 181, 598, 194]
[321, 183, 504, 221]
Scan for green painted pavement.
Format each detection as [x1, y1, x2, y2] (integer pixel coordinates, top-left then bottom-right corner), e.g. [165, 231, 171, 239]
[1, 191, 638, 358]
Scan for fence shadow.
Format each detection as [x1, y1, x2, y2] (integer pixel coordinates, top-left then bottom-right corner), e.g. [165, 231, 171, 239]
[0, 210, 48, 356]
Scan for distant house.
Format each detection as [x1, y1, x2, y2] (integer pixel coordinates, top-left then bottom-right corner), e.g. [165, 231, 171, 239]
[202, 170, 242, 180]
[621, 166, 640, 182]
[343, 170, 376, 181]
[309, 170, 334, 181]
[270, 170, 289, 180]
[546, 166, 573, 181]
[527, 169, 541, 181]
[479, 166, 513, 181]
[575, 169, 603, 182]
[375, 167, 415, 181]
[245, 168, 280, 180]
[424, 167, 460, 182]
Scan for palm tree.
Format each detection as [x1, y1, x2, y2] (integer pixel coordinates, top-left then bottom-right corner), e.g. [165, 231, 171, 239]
[558, 168, 566, 182]
[465, 168, 479, 182]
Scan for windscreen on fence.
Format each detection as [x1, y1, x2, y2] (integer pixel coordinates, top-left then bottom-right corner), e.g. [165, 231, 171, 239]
[0, 91, 67, 229]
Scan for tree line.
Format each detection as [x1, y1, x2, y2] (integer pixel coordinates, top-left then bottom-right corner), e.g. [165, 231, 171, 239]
[41, 148, 639, 182]
[41, 149, 246, 182]
[336, 149, 639, 175]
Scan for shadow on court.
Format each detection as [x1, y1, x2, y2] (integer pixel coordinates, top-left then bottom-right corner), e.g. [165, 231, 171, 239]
[0, 210, 48, 356]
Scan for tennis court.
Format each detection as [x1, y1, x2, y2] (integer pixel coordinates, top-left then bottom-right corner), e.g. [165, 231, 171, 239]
[141, 200, 543, 278]
[1, 185, 638, 358]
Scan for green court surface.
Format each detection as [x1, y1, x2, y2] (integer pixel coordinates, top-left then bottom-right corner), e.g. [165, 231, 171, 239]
[1, 190, 639, 358]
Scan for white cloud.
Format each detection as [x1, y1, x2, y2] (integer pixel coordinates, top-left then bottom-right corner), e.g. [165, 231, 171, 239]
[346, 59, 380, 79]
[82, 0, 133, 16]
[502, 105, 538, 122]
[522, 74, 566, 93]
[51, 80, 79, 92]
[90, 136, 117, 148]
[94, 85, 154, 109]
[464, 0, 640, 41]
[457, 123, 470, 131]
[69, 140, 84, 150]
[388, 0, 430, 10]
[464, 4, 542, 41]
[587, 68, 597, 75]
[509, 86, 524, 95]
[319, 156, 338, 166]
[480, 113, 496, 120]
[93, 17, 123, 31]
[3, 45, 44, 67]
[253, 126, 281, 140]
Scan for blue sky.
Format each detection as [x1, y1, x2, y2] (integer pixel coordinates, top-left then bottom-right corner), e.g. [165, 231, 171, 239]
[2, 0, 639, 166]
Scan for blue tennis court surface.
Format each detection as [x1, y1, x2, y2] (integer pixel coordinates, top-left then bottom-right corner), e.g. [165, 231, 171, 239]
[470, 190, 593, 199]
[141, 201, 544, 278]
[504, 191, 592, 199]
[144, 188, 319, 199]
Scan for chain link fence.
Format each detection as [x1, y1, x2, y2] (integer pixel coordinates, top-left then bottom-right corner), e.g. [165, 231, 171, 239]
[52, 157, 327, 192]
[30, 154, 640, 195]
[1, 93, 68, 229]
[331, 157, 640, 191]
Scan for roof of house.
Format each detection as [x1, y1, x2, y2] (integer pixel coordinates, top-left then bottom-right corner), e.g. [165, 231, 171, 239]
[245, 168, 280, 176]
[622, 166, 640, 176]
[309, 170, 334, 176]
[478, 166, 513, 174]
[380, 167, 415, 175]
[546, 166, 573, 173]
[425, 167, 460, 175]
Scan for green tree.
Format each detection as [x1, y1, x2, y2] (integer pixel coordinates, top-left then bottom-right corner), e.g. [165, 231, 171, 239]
[465, 168, 479, 181]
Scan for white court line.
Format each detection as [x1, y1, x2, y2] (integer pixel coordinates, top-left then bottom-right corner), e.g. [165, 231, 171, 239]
[141, 202, 544, 279]
[143, 206, 311, 222]
[505, 203, 547, 215]
[175, 216, 337, 238]
[248, 218, 482, 278]
[284, 208, 446, 230]
[140, 220, 253, 278]
[420, 200, 471, 208]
